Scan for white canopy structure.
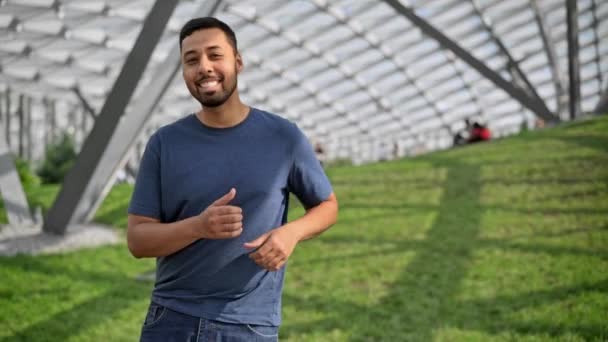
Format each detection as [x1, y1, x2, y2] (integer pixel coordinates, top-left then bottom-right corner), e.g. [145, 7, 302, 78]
[0, 0, 606, 232]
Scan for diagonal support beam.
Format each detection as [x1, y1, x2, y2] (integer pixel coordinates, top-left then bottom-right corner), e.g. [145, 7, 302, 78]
[381, 0, 560, 124]
[595, 84, 608, 114]
[72, 0, 223, 224]
[590, 0, 603, 96]
[567, 0, 581, 120]
[531, 0, 566, 117]
[0, 120, 33, 226]
[470, 0, 551, 118]
[73, 86, 97, 120]
[43, 0, 179, 234]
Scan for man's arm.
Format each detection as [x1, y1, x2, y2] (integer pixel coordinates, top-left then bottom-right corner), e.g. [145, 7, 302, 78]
[244, 192, 338, 270]
[127, 214, 202, 258]
[283, 192, 338, 241]
[127, 188, 243, 258]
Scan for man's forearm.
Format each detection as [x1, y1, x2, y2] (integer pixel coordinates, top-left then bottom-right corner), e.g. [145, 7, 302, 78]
[284, 194, 338, 242]
[127, 216, 201, 258]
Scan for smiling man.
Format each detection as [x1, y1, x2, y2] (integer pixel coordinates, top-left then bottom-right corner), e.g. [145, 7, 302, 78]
[126, 17, 338, 341]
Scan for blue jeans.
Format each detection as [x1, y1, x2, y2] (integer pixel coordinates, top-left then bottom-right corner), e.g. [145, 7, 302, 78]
[140, 302, 279, 342]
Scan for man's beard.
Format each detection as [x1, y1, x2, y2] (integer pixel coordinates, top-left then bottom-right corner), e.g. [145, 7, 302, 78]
[196, 74, 238, 108]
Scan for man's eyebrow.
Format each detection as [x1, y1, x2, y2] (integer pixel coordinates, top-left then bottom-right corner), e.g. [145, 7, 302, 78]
[182, 45, 224, 58]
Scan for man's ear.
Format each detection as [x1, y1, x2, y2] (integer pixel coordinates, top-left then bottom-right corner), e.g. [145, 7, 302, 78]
[236, 53, 243, 74]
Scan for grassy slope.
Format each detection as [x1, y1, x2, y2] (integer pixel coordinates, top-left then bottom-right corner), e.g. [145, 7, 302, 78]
[1, 116, 607, 341]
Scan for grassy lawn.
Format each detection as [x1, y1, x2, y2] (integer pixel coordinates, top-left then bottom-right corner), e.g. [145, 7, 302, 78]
[1, 115, 607, 341]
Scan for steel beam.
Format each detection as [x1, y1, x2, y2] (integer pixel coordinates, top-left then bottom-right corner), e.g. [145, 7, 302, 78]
[595, 84, 608, 114]
[590, 0, 603, 91]
[42, 97, 49, 146]
[25, 97, 32, 161]
[567, 0, 581, 120]
[4, 88, 10, 148]
[470, 0, 550, 118]
[44, 97, 57, 145]
[382, 0, 559, 124]
[71, 0, 223, 224]
[17, 94, 23, 158]
[0, 120, 33, 225]
[73, 86, 97, 119]
[531, 0, 566, 116]
[43, 0, 179, 234]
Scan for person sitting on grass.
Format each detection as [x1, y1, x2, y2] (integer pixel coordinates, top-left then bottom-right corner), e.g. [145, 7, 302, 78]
[468, 122, 491, 143]
[453, 118, 472, 146]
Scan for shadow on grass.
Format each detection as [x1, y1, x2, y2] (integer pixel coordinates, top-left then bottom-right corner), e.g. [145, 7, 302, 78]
[333, 211, 417, 227]
[482, 205, 608, 216]
[294, 235, 608, 267]
[456, 279, 608, 340]
[1, 252, 152, 341]
[281, 279, 608, 340]
[482, 178, 608, 186]
[533, 188, 608, 202]
[557, 135, 608, 153]
[0, 254, 134, 285]
[505, 225, 608, 239]
[337, 203, 437, 211]
[331, 179, 442, 187]
[282, 159, 606, 340]
[283, 158, 483, 340]
[2, 282, 149, 342]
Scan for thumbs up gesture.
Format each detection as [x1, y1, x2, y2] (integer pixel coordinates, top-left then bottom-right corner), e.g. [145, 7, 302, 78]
[196, 188, 243, 239]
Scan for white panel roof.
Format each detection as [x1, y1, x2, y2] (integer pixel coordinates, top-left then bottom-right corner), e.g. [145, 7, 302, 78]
[0, 0, 606, 163]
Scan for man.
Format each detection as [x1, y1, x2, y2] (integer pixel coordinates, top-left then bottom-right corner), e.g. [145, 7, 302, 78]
[127, 17, 338, 341]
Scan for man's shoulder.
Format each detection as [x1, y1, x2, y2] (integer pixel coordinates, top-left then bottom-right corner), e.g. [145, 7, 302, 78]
[251, 108, 299, 135]
[153, 114, 195, 138]
[143, 114, 195, 152]
[161, 114, 195, 131]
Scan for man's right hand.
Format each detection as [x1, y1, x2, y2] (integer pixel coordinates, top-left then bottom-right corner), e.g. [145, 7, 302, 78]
[196, 188, 243, 239]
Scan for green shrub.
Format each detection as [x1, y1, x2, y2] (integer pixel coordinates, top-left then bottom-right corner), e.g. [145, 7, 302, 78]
[14, 157, 40, 188]
[37, 133, 77, 184]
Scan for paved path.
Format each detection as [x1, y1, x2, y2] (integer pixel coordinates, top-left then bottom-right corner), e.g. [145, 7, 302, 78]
[0, 223, 120, 256]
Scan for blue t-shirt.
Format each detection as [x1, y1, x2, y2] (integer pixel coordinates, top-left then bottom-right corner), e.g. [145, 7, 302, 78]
[128, 107, 332, 326]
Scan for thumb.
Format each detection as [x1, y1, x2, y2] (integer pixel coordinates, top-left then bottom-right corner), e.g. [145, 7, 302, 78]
[211, 188, 236, 207]
[244, 231, 271, 249]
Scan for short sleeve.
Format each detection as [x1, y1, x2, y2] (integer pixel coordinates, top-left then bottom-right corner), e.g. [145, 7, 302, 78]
[287, 125, 333, 209]
[128, 133, 163, 220]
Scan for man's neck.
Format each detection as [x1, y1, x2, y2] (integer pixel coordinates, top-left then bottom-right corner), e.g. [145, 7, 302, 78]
[197, 96, 249, 128]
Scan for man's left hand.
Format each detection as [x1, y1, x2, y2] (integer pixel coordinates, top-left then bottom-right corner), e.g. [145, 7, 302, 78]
[244, 227, 298, 271]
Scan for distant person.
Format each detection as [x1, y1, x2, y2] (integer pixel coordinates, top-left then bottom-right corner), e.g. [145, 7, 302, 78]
[468, 122, 491, 143]
[535, 118, 545, 129]
[314, 141, 325, 166]
[453, 118, 473, 146]
[127, 17, 338, 341]
[392, 141, 399, 159]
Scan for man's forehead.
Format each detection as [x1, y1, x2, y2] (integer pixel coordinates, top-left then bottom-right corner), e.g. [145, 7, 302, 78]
[182, 28, 231, 51]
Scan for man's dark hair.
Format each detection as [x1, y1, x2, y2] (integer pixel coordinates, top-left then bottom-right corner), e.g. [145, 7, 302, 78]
[179, 17, 238, 53]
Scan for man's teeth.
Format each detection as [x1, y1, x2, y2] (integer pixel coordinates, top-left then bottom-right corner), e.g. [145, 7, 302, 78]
[199, 80, 218, 88]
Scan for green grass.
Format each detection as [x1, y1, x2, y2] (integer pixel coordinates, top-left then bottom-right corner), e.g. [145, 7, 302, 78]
[1, 115, 607, 341]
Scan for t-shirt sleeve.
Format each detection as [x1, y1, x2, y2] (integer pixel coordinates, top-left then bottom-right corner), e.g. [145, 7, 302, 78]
[287, 125, 333, 209]
[128, 133, 163, 220]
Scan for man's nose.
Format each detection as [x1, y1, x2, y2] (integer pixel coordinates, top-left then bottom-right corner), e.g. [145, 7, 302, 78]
[198, 56, 212, 74]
